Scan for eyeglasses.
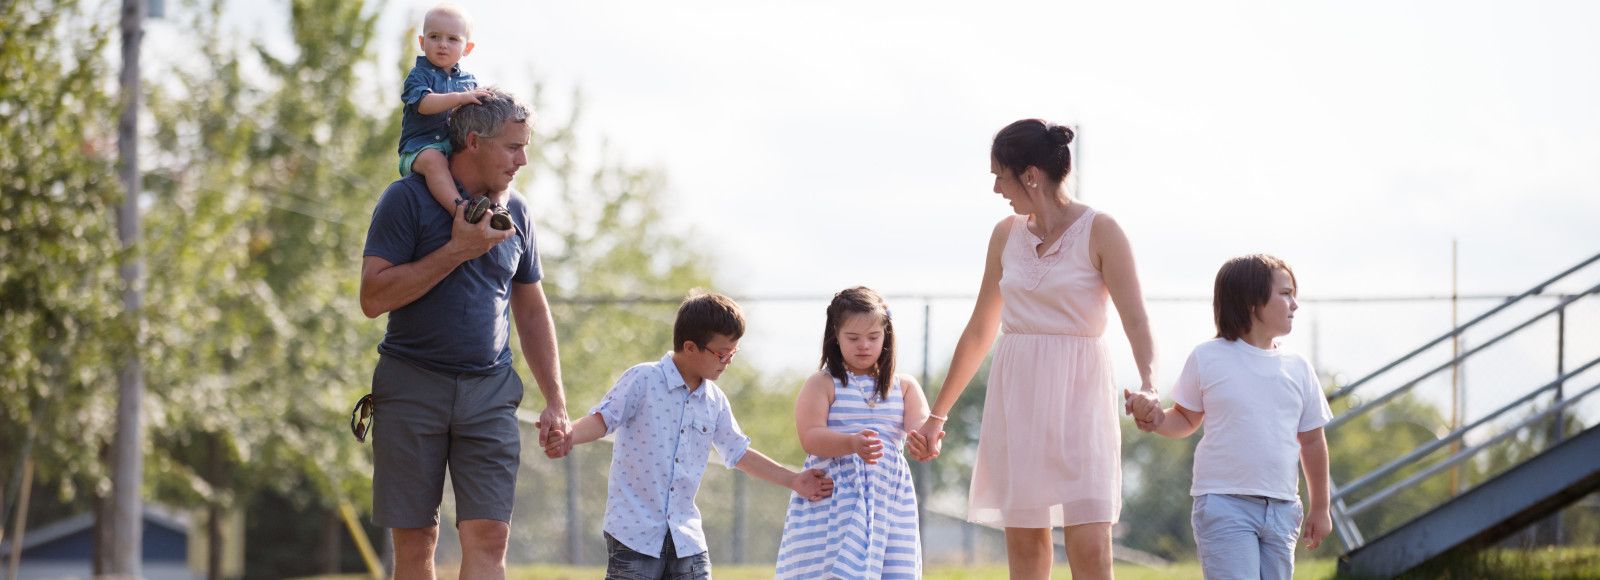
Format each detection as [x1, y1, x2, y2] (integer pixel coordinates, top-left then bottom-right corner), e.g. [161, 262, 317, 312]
[699, 344, 740, 364]
[350, 394, 374, 442]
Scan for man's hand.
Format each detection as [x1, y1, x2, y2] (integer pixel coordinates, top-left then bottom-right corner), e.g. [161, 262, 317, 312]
[536, 404, 570, 458]
[791, 468, 835, 502]
[849, 429, 884, 464]
[1302, 508, 1332, 550]
[447, 199, 514, 262]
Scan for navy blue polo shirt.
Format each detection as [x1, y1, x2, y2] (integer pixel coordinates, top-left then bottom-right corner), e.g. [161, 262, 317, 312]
[362, 174, 542, 375]
[399, 56, 478, 155]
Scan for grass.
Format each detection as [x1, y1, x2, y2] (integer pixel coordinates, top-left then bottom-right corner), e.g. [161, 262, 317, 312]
[308, 559, 1338, 579]
[299, 550, 1600, 579]
[1401, 545, 1600, 579]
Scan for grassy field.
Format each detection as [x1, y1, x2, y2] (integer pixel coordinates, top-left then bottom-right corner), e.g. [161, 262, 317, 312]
[344, 559, 1340, 579]
[301, 548, 1600, 579]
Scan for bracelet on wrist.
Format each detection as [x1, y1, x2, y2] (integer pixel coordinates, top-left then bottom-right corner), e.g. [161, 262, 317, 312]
[927, 413, 948, 422]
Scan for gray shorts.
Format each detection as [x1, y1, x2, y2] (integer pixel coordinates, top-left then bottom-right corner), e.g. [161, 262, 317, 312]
[371, 355, 523, 529]
[1191, 493, 1303, 580]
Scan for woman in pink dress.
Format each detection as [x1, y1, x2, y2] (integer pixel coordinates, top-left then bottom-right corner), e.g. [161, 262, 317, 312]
[910, 119, 1156, 579]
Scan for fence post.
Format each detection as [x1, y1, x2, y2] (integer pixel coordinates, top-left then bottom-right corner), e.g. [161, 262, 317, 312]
[732, 472, 747, 563]
[565, 453, 581, 564]
[1540, 302, 1568, 545]
[916, 300, 931, 556]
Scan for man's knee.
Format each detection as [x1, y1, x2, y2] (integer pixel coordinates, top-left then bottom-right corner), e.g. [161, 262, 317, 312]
[392, 526, 440, 559]
[458, 519, 510, 554]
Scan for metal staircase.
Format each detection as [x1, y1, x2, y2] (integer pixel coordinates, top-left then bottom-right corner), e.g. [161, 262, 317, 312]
[1327, 252, 1600, 577]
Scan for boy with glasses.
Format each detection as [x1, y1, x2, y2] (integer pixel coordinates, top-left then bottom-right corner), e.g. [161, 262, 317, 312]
[547, 291, 835, 579]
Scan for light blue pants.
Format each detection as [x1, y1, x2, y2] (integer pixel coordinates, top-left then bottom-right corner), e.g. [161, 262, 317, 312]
[1191, 494, 1302, 580]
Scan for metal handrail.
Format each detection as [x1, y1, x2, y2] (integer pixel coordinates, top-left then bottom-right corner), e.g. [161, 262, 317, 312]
[1327, 252, 1600, 403]
[1328, 252, 1600, 551]
[1327, 283, 1600, 431]
[1342, 378, 1600, 517]
[1332, 354, 1600, 502]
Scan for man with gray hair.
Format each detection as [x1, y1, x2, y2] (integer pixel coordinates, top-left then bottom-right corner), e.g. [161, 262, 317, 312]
[360, 86, 569, 579]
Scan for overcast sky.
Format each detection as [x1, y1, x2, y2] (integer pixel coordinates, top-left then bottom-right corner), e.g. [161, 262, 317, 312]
[191, 0, 1600, 419]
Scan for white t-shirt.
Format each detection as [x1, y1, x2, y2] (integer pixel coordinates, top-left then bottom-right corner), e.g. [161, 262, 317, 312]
[1170, 338, 1333, 501]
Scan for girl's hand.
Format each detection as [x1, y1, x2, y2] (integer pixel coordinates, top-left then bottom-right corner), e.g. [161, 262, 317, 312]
[906, 430, 944, 461]
[910, 419, 946, 461]
[792, 468, 835, 501]
[1123, 389, 1163, 432]
[851, 429, 884, 464]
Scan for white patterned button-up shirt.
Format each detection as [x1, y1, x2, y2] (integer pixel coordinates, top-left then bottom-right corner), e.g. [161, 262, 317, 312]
[591, 352, 752, 558]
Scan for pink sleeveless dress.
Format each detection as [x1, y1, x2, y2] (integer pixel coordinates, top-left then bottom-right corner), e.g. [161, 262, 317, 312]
[967, 208, 1122, 528]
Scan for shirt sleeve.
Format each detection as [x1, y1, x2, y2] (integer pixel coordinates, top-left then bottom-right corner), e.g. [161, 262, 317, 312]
[511, 201, 541, 284]
[401, 66, 433, 108]
[590, 365, 648, 436]
[1297, 356, 1334, 432]
[710, 396, 752, 469]
[1169, 347, 1206, 412]
[362, 182, 419, 266]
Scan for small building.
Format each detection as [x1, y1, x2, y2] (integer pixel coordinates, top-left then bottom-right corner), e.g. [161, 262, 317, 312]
[0, 504, 241, 580]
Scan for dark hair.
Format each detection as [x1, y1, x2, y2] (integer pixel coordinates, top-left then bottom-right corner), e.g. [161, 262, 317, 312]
[674, 291, 745, 352]
[991, 118, 1075, 184]
[448, 86, 532, 152]
[1213, 254, 1297, 341]
[820, 287, 896, 403]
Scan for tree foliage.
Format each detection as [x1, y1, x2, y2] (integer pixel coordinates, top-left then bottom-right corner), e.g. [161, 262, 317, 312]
[0, 0, 127, 506]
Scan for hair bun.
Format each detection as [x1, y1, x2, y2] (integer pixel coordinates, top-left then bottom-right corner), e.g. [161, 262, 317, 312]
[1048, 123, 1075, 146]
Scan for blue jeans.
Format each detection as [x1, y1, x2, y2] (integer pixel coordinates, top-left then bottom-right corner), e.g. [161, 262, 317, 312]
[604, 531, 711, 580]
[1191, 494, 1303, 580]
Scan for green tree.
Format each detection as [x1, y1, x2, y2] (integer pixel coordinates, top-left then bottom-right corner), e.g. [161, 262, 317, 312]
[0, 0, 127, 527]
[134, 0, 394, 574]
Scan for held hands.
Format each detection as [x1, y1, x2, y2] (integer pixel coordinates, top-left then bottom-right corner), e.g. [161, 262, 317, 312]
[534, 404, 571, 459]
[1301, 508, 1332, 551]
[791, 468, 835, 502]
[907, 417, 946, 462]
[449, 198, 515, 261]
[1123, 388, 1163, 432]
[850, 429, 884, 464]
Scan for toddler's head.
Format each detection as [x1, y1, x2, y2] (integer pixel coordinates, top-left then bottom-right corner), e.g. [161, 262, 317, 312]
[419, 4, 475, 69]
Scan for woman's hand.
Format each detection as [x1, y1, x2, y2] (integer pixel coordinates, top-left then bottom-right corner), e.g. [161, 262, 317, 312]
[908, 417, 946, 461]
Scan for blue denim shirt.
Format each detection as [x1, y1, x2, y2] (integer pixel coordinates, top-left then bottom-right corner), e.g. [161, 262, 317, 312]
[399, 56, 478, 155]
[591, 353, 752, 558]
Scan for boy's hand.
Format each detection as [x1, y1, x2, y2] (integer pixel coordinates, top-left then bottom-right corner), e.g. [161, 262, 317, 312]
[535, 404, 571, 458]
[906, 429, 944, 462]
[457, 88, 492, 107]
[1302, 508, 1332, 550]
[1123, 389, 1163, 432]
[538, 426, 570, 459]
[447, 199, 515, 261]
[791, 468, 834, 501]
[850, 429, 884, 464]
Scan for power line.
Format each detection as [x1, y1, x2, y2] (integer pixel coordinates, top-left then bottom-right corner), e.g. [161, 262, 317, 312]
[544, 292, 1574, 306]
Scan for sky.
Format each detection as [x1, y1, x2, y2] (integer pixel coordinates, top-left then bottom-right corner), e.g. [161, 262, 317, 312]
[184, 0, 1600, 421]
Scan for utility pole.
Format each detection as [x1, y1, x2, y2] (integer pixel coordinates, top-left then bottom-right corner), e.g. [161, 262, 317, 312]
[111, 0, 146, 574]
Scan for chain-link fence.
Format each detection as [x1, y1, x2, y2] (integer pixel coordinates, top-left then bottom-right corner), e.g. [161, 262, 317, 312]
[401, 290, 1600, 568]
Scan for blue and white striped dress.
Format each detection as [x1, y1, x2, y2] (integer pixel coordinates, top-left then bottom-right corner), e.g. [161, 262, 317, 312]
[775, 372, 922, 579]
